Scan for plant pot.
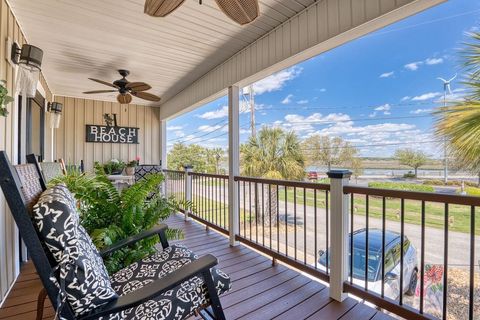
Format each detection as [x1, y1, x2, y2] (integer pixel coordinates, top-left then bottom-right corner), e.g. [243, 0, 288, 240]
[125, 166, 135, 176]
[111, 169, 123, 175]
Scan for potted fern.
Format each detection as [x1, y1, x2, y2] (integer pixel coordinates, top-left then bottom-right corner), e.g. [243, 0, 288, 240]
[50, 170, 185, 273]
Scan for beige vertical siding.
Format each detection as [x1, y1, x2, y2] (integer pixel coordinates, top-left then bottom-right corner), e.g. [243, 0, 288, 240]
[53, 96, 161, 171]
[0, 0, 53, 306]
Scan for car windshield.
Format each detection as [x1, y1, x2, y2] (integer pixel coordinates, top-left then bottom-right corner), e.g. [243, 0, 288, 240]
[319, 248, 381, 282]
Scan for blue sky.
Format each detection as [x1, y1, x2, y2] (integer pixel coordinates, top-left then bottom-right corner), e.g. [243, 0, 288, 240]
[167, 0, 480, 158]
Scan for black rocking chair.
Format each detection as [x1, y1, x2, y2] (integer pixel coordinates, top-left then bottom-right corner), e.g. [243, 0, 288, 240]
[0, 151, 229, 320]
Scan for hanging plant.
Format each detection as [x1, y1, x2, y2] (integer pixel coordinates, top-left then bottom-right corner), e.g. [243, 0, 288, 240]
[0, 80, 13, 117]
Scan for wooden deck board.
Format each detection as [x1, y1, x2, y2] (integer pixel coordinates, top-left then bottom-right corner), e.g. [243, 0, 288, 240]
[0, 214, 395, 320]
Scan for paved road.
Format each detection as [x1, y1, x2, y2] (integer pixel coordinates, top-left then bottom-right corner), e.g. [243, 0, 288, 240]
[185, 181, 479, 269]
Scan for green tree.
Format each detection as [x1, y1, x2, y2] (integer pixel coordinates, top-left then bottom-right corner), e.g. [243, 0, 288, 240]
[241, 127, 305, 225]
[206, 147, 226, 174]
[350, 157, 364, 184]
[302, 135, 357, 171]
[395, 148, 428, 178]
[435, 32, 480, 182]
[167, 143, 209, 172]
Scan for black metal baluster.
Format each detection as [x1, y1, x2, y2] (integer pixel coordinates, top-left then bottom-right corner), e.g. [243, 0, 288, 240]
[326, 190, 329, 275]
[400, 198, 405, 306]
[262, 183, 265, 246]
[443, 203, 449, 320]
[420, 200, 425, 314]
[249, 181, 252, 241]
[314, 189, 318, 269]
[294, 187, 297, 261]
[277, 185, 280, 253]
[381, 196, 386, 298]
[285, 186, 288, 257]
[269, 184, 272, 250]
[255, 182, 258, 243]
[350, 193, 354, 284]
[365, 195, 369, 291]
[304, 188, 307, 265]
[469, 206, 475, 320]
[243, 181, 246, 237]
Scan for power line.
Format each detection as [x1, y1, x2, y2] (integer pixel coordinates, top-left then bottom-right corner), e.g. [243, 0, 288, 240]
[300, 139, 446, 151]
[259, 100, 439, 112]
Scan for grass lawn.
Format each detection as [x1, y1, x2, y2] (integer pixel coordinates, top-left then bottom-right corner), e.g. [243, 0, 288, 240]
[171, 185, 480, 235]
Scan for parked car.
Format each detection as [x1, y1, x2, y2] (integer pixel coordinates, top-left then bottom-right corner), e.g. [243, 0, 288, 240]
[318, 228, 418, 300]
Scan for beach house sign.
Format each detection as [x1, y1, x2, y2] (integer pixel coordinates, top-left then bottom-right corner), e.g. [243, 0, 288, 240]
[85, 113, 139, 144]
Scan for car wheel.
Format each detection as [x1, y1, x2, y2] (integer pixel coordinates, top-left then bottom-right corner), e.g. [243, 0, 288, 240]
[405, 269, 418, 296]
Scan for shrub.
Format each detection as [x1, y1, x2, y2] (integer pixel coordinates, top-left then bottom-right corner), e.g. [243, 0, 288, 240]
[403, 171, 416, 178]
[423, 179, 477, 187]
[368, 182, 435, 193]
[465, 187, 480, 196]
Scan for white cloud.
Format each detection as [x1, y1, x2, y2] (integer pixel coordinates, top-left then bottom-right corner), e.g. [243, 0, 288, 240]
[374, 103, 391, 115]
[369, 112, 377, 118]
[425, 57, 443, 65]
[401, 96, 410, 101]
[253, 66, 302, 95]
[198, 125, 222, 133]
[297, 99, 309, 105]
[411, 92, 442, 101]
[281, 94, 293, 104]
[198, 105, 228, 119]
[167, 125, 183, 131]
[379, 71, 394, 78]
[404, 61, 423, 71]
[410, 108, 432, 114]
[319, 88, 327, 92]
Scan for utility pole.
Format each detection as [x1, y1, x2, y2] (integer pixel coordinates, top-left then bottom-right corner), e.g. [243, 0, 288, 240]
[249, 84, 256, 138]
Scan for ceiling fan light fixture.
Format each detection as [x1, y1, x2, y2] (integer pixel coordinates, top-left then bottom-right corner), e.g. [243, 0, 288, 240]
[144, 0, 185, 17]
[215, 0, 259, 25]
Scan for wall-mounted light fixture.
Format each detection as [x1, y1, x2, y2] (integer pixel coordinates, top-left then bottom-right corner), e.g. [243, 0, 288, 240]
[10, 41, 44, 98]
[11, 43, 43, 70]
[47, 102, 63, 129]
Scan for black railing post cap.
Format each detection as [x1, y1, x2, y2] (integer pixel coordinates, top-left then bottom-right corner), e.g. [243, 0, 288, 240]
[183, 165, 193, 170]
[327, 170, 352, 179]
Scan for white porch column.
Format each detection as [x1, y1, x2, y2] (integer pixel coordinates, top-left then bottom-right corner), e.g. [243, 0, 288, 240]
[327, 170, 351, 302]
[228, 85, 240, 246]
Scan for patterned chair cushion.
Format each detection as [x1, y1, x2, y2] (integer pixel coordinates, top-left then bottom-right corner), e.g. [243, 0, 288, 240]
[104, 245, 231, 320]
[134, 165, 162, 182]
[32, 184, 118, 316]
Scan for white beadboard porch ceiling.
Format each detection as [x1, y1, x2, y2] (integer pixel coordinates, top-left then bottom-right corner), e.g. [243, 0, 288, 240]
[8, 0, 316, 105]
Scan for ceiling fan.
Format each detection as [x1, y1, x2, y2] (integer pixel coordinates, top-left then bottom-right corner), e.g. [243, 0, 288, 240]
[83, 70, 161, 104]
[144, 0, 260, 25]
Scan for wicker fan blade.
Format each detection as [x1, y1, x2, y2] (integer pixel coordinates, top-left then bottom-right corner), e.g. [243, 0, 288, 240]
[126, 82, 152, 92]
[144, 0, 185, 17]
[132, 91, 161, 102]
[215, 0, 259, 25]
[88, 78, 118, 88]
[117, 93, 133, 104]
[83, 90, 117, 94]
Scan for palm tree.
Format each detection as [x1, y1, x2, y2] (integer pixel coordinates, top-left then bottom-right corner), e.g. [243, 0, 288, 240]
[435, 32, 480, 185]
[241, 127, 305, 225]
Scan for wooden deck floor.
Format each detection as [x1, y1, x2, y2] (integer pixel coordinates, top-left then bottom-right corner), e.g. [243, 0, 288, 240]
[0, 214, 394, 320]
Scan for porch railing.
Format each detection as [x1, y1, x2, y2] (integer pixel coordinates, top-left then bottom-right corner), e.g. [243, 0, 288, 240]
[163, 168, 479, 320]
